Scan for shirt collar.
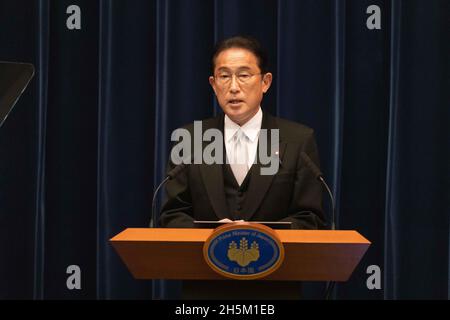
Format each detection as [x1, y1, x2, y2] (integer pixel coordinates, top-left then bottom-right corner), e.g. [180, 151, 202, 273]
[224, 107, 263, 143]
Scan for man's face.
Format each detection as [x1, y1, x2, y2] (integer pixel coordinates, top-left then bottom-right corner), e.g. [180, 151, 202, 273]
[209, 48, 272, 125]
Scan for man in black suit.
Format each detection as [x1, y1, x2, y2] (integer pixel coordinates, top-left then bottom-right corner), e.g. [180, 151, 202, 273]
[159, 36, 326, 231]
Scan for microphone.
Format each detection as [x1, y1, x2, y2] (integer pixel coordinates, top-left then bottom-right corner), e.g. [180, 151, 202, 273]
[300, 151, 335, 230]
[150, 161, 189, 228]
[300, 151, 337, 300]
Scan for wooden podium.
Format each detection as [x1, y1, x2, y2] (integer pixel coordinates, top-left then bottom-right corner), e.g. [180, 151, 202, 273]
[110, 228, 370, 282]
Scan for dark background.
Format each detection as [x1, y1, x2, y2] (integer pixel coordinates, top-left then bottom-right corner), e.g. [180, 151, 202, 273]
[0, 0, 449, 299]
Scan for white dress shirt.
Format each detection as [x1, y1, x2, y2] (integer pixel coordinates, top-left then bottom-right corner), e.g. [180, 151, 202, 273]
[224, 107, 262, 173]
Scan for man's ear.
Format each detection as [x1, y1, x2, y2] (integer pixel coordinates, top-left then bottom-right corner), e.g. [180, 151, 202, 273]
[262, 73, 273, 94]
[209, 76, 217, 95]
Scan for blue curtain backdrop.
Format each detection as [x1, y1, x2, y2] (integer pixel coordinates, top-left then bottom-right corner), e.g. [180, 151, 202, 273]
[0, 0, 449, 299]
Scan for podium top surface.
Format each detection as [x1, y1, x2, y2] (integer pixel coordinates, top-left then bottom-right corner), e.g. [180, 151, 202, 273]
[110, 228, 370, 244]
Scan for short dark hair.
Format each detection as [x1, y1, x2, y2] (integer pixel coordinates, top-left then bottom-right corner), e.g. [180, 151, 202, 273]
[211, 35, 269, 75]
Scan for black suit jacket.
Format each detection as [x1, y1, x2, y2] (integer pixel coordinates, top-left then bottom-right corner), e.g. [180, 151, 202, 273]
[159, 111, 326, 229]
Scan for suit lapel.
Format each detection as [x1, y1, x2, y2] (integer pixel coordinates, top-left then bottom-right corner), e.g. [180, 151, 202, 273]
[199, 114, 229, 220]
[198, 111, 286, 221]
[241, 113, 286, 221]
[200, 163, 229, 220]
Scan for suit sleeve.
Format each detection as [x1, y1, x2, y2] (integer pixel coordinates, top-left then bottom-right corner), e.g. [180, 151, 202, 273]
[157, 158, 196, 228]
[279, 129, 328, 229]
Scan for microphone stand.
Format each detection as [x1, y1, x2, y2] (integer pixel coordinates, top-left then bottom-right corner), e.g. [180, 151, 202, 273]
[300, 152, 337, 300]
[150, 176, 170, 228]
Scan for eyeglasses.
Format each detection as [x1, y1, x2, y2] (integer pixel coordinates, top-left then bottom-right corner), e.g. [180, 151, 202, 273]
[214, 72, 262, 86]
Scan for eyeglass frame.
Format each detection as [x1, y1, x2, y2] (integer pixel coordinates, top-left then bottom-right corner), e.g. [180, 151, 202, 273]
[213, 71, 266, 86]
